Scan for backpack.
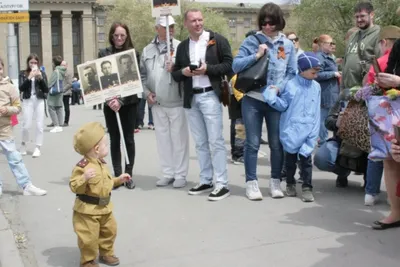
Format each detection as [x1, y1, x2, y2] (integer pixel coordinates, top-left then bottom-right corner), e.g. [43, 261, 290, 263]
[49, 69, 63, 96]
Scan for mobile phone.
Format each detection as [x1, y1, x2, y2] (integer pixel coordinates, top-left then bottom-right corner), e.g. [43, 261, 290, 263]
[371, 56, 381, 73]
[394, 125, 400, 142]
[189, 64, 198, 71]
[32, 65, 38, 71]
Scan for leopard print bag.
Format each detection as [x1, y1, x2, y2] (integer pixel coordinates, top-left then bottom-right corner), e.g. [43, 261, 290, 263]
[337, 99, 371, 153]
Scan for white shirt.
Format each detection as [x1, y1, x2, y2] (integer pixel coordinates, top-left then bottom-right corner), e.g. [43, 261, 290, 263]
[31, 77, 36, 96]
[189, 30, 212, 88]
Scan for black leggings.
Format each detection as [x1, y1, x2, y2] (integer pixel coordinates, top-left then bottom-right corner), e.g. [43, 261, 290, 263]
[104, 103, 137, 177]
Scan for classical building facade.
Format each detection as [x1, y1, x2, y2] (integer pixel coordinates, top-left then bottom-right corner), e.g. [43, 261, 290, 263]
[0, 0, 100, 76]
[0, 1, 293, 77]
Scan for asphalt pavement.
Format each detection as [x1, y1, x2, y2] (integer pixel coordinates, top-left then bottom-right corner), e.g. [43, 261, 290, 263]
[0, 104, 399, 267]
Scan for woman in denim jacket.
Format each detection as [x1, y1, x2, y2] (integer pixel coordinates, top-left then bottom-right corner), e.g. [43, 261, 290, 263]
[315, 34, 341, 146]
[232, 3, 297, 200]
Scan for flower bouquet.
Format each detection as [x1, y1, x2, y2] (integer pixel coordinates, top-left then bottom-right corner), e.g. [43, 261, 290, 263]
[366, 86, 400, 160]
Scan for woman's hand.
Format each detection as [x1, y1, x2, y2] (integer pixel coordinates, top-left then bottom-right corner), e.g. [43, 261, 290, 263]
[28, 71, 36, 80]
[391, 139, 400, 162]
[256, 44, 268, 60]
[108, 98, 121, 112]
[376, 73, 400, 88]
[35, 71, 42, 80]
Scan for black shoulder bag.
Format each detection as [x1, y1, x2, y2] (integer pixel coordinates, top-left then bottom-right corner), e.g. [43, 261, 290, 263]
[235, 34, 270, 93]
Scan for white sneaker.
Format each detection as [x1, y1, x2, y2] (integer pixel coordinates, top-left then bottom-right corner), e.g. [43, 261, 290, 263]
[246, 180, 263, 200]
[20, 145, 27, 155]
[32, 148, 41, 158]
[50, 127, 63, 133]
[23, 184, 47, 196]
[270, 178, 284, 198]
[364, 194, 378, 206]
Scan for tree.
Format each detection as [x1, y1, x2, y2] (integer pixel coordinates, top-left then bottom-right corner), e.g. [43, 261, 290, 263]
[292, 0, 400, 57]
[104, 0, 230, 53]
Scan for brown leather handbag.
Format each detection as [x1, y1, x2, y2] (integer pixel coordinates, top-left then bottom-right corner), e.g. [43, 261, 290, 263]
[220, 75, 230, 107]
[337, 99, 371, 153]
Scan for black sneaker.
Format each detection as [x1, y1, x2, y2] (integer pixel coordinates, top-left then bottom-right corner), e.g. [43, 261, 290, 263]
[125, 179, 135, 190]
[231, 156, 244, 165]
[188, 183, 214, 195]
[336, 176, 348, 188]
[208, 186, 230, 201]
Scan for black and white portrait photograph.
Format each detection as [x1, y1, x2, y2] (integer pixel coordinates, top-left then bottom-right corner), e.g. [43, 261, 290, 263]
[78, 63, 101, 95]
[97, 58, 120, 89]
[117, 52, 139, 84]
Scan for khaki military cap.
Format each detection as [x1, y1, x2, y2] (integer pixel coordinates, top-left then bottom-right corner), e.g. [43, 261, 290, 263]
[379, 25, 400, 41]
[73, 122, 106, 155]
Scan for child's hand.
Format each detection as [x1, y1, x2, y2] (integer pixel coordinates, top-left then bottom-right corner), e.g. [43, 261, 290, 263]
[269, 85, 279, 94]
[83, 168, 96, 181]
[119, 173, 131, 183]
[0, 107, 7, 115]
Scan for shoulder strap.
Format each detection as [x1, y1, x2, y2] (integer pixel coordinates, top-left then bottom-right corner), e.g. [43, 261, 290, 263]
[77, 158, 89, 168]
[253, 34, 264, 45]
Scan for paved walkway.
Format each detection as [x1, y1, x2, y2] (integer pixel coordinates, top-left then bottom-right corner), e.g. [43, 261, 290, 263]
[0, 105, 399, 267]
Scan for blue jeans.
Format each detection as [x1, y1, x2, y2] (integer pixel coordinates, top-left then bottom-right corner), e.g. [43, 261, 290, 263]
[365, 160, 383, 196]
[314, 140, 351, 177]
[319, 107, 329, 145]
[186, 91, 228, 186]
[0, 139, 31, 189]
[242, 96, 283, 181]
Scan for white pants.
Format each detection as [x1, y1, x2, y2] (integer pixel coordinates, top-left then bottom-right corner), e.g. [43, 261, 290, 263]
[22, 96, 45, 146]
[152, 105, 189, 180]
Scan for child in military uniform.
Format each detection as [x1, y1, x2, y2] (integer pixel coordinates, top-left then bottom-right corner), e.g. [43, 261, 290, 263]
[70, 122, 131, 267]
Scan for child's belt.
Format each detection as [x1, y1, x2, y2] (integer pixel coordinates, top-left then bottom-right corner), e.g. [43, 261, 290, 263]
[76, 194, 111, 206]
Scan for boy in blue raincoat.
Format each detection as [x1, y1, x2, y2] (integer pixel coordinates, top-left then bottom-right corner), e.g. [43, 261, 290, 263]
[263, 52, 321, 202]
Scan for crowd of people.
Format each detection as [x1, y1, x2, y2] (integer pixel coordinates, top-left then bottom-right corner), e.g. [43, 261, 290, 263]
[1, 2, 400, 267]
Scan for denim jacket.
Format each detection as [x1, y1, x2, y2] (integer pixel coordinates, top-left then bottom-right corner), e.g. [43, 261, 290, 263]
[315, 51, 339, 109]
[264, 74, 321, 157]
[232, 32, 297, 103]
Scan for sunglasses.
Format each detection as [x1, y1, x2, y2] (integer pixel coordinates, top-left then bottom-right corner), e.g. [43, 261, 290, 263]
[261, 20, 277, 27]
[323, 42, 336, 46]
[289, 37, 299, 42]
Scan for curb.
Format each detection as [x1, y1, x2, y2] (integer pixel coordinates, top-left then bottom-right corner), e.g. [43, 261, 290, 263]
[0, 210, 24, 267]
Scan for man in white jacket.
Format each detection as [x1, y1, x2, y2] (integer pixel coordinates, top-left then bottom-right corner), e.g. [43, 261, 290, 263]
[140, 15, 189, 188]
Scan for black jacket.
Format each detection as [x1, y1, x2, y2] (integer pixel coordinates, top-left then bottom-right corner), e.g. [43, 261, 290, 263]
[171, 31, 233, 108]
[98, 46, 140, 106]
[19, 70, 48, 100]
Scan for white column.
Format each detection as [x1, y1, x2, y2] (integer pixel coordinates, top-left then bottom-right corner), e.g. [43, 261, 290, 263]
[18, 22, 30, 71]
[0, 24, 8, 73]
[82, 11, 95, 62]
[41, 10, 52, 74]
[62, 10, 74, 73]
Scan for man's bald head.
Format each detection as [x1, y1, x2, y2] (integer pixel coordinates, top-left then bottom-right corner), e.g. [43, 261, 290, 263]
[61, 60, 68, 68]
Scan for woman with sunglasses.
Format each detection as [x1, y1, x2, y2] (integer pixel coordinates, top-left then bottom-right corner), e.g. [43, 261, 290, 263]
[233, 3, 297, 200]
[98, 22, 140, 191]
[18, 54, 48, 158]
[315, 35, 341, 146]
[286, 32, 304, 58]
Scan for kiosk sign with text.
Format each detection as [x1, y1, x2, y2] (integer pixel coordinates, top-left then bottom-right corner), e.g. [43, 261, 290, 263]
[0, 0, 29, 11]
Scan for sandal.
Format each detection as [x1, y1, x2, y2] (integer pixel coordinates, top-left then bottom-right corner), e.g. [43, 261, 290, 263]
[372, 220, 400, 230]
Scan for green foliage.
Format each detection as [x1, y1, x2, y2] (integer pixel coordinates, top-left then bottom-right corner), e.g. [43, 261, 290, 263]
[105, 0, 230, 52]
[292, 0, 400, 57]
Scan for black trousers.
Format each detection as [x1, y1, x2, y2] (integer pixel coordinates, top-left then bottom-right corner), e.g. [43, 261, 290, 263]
[285, 152, 313, 189]
[63, 95, 70, 124]
[104, 103, 137, 177]
[71, 91, 80, 105]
